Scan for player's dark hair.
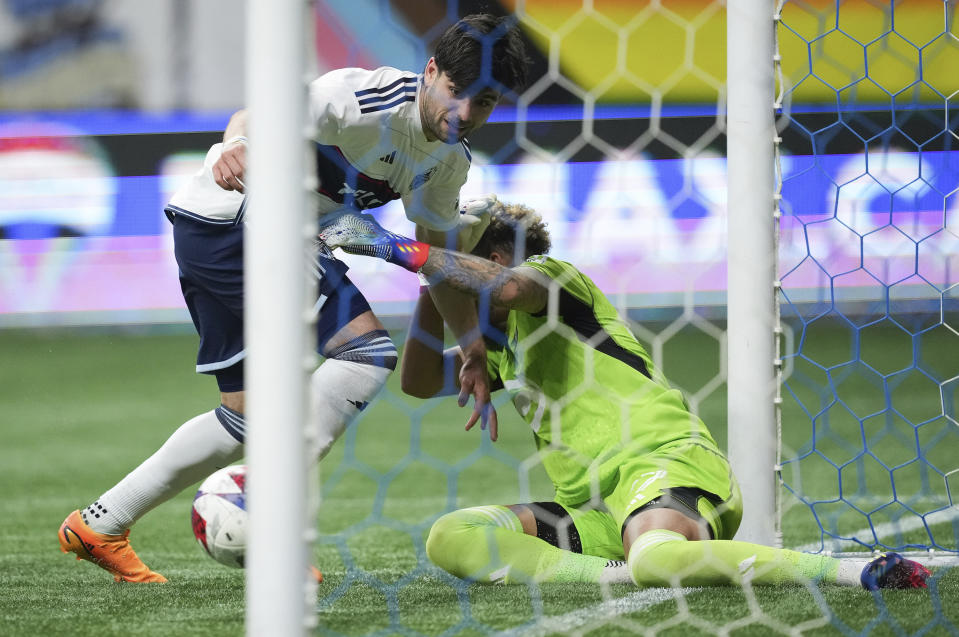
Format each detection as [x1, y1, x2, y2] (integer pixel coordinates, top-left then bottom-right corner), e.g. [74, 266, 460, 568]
[433, 13, 529, 94]
[471, 201, 551, 261]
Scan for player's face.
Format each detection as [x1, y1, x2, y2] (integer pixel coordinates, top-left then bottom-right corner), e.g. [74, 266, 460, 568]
[420, 58, 501, 143]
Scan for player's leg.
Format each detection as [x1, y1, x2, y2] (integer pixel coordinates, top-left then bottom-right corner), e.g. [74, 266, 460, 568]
[618, 446, 929, 589]
[306, 256, 397, 460]
[65, 248, 395, 561]
[59, 215, 246, 582]
[621, 486, 853, 587]
[425, 501, 632, 584]
[78, 392, 246, 535]
[623, 492, 929, 589]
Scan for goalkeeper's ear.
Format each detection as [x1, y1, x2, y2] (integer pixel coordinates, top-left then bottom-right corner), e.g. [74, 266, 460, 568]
[488, 250, 511, 266]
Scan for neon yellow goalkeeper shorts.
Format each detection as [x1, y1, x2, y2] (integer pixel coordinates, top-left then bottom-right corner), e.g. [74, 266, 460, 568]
[554, 441, 744, 561]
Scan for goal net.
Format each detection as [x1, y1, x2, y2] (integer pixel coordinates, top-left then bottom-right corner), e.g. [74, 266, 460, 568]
[242, 0, 958, 634]
[775, 0, 959, 559]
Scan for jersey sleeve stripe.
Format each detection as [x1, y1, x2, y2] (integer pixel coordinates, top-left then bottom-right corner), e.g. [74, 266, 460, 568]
[359, 94, 416, 114]
[357, 84, 417, 106]
[354, 75, 417, 97]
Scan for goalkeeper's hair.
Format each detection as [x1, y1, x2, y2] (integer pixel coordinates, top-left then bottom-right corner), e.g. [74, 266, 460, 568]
[471, 201, 551, 261]
[433, 13, 529, 94]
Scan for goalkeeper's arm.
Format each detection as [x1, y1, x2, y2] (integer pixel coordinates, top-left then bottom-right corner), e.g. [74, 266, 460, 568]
[318, 212, 549, 314]
[415, 222, 498, 441]
[399, 285, 465, 399]
[418, 246, 549, 315]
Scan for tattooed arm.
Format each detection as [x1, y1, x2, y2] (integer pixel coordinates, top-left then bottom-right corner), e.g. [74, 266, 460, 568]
[317, 211, 549, 315]
[416, 225, 499, 440]
[419, 248, 549, 316]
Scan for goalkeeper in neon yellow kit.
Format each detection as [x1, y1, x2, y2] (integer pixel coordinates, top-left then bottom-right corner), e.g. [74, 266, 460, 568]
[318, 202, 931, 591]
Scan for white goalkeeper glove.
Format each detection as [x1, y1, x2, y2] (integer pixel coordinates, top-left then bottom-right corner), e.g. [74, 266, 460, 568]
[455, 194, 497, 253]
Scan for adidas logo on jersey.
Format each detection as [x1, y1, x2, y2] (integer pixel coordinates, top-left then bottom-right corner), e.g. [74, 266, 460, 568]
[378, 151, 396, 164]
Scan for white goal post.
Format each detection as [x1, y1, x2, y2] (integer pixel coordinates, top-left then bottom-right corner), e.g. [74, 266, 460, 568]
[241, 0, 786, 632]
[244, 0, 314, 635]
[726, 0, 780, 547]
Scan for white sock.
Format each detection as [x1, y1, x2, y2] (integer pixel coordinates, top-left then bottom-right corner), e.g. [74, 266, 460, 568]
[306, 358, 391, 461]
[835, 558, 871, 587]
[598, 560, 633, 584]
[85, 409, 243, 535]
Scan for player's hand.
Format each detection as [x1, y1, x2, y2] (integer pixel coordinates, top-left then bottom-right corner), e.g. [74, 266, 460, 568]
[459, 351, 498, 442]
[456, 195, 497, 252]
[213, 138, 247, 192]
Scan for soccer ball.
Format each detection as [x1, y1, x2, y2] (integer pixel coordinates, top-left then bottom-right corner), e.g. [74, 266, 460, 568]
[191, 465, 247, 568]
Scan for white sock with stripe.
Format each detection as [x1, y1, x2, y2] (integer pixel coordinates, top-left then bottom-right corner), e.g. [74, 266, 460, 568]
[307, 330, 396, 461]
[84, 409, 243, 535]
[307, 358, 392, 461]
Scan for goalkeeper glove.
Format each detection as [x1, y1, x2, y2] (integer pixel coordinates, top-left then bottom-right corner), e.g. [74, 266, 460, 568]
[318, 213, 429, 272]
[455, 195, 496, 253]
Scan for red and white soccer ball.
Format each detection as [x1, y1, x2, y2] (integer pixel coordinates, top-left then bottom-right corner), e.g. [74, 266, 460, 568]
[191, 465, 247, 568]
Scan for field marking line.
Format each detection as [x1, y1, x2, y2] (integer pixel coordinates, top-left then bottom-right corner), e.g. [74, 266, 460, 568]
[491, 586, 701, 637]
[792, 506, 959, 561]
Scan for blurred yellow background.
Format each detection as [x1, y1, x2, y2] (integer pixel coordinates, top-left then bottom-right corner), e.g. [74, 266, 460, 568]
[505, 0, 957, 104]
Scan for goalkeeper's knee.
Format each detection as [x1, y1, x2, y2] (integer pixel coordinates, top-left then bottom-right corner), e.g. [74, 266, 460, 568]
[426, 506, 523, 579]
[627, 529, 690, 587]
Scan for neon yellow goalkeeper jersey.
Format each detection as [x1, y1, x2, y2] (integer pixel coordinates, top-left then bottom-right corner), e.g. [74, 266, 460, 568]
[486, 255, 722, 506]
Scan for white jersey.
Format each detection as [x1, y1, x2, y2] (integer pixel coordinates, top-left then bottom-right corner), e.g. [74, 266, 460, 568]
[167, 66, 471, 232]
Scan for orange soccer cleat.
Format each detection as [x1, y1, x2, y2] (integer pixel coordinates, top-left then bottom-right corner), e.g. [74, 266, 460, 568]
[58, 510, 167, 583]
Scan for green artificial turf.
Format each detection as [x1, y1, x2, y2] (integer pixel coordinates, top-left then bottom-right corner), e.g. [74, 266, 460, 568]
[0, 324, 955, 636]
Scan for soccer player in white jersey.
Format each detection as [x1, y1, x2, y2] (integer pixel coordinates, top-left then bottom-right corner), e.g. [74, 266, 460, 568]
[58, 14, 528, 583]
[316, 204, 933, 592]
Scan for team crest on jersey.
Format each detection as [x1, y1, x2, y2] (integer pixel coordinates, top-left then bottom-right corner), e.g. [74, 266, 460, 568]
[526, 254, 548, 264]
[409, 166, 437, 190]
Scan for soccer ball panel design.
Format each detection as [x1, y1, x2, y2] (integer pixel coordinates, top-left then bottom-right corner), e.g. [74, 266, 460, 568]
[191, 465, 247, 568]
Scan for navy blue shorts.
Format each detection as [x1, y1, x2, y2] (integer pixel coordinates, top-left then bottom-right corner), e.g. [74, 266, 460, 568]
[172, 214, 372, 392]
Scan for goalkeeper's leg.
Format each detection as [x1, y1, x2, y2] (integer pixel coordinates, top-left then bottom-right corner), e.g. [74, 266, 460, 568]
[426, 502, 632, 584]
[625, 502, 928, 589]
[625, 506, 855, 587]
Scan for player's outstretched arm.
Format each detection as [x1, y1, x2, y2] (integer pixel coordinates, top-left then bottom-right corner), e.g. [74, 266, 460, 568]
[318, 212, 548, 313]
[420, 249, 548, 315]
